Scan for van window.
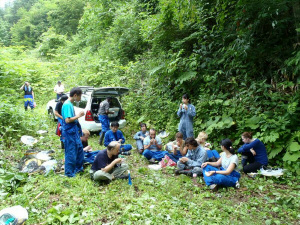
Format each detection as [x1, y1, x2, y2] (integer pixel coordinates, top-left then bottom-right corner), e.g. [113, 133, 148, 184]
[72, 95, 88, 109]
[78, 95, 88, 108]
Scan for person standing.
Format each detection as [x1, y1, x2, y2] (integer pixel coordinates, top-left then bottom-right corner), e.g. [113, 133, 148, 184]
[54, 81, 65, 100]
[61, 87, 85, 177]
[54, 95, 68, 149]
[20, 82, 35, 111]
[177, 94, 196, 140]
[98, 97, 114, 145]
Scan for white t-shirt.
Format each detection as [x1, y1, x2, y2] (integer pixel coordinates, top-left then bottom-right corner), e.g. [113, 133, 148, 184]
[221, 152, 239, 171]
[54, 84, 64, 93]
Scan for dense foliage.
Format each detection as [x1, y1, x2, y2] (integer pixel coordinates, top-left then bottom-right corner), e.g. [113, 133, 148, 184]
[0, 0, 299, 223]
[0, 0, 299, 174]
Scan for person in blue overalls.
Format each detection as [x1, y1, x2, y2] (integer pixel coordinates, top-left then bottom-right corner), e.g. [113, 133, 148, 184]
[61, 87, 85, 177]
[177, 94, 196, 140]
[20, 82, 35, 110]
[98, 97, 115, 145]
[54, 95, 68, 149]
[201, 139, 241, 191]
[143, 128, 168, 163]
[104, 122, 132, 155]
[133, 123, 149, 154]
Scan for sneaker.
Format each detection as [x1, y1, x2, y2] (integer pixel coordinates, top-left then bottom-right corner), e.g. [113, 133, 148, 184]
[149, 158, 157, 164]
[209, 184, 218, 192]
[235, 181, 240, 189]
[121, 151, 131, 156]
[116, 174, 129, 180]
[174, 169, 192, 176]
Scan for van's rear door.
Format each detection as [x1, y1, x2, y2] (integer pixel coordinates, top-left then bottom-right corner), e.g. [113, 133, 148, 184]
[91, 87, 129, 97]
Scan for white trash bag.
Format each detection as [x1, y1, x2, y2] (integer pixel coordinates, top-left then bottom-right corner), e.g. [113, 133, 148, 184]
[0, 205, 28, 225]
[21, 135, 38, 146]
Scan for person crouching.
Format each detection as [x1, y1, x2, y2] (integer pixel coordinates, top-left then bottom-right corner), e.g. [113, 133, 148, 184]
[90, 141, 129, 182]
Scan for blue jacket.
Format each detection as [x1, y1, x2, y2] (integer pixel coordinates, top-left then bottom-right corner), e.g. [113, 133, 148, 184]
[133, 130, 149, 140]
[186, 145, 207, 167]
[104, 130, 125, 147]
[238, 139, 268, 165]
[177, 104, 196, 137]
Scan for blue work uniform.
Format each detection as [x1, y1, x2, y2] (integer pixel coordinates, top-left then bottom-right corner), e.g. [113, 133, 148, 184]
[133, 130, 149, 150]
[143, 136, 168, 161]
[203, 153, 240, 187]
[61, 100, 84, 177]
[104, 130, 132, 152]
[23, 86, 34, 110]
[177, 145, 207, 175]
[98, 100, 110, 137]
[177, 104, 196, 140]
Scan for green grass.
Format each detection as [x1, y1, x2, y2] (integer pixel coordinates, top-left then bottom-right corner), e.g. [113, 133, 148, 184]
[0, 105, 299, 225]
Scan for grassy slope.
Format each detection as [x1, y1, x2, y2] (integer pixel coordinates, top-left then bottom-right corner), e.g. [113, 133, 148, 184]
[0, 105, 299, 225]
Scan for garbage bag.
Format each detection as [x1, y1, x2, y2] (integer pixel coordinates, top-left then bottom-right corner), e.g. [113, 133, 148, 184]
[20, 135, 38, 146]
[0, 205, 28, 225]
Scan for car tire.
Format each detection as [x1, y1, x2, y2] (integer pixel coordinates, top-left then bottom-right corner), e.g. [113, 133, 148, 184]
[48, 108, 56, 122]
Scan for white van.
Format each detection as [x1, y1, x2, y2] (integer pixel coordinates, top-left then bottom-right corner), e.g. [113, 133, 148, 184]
[46, 87, 129, 131]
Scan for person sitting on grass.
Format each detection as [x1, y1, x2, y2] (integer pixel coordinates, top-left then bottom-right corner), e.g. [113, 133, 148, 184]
[175, 137, 207, 176]
[81, 129, 99, 164]
[90, 141, 129, 183]
[133, 123, 149, 154]
[196, 131, 220, 162]
[201, 138, 241, 191]
[238, 132, 268, 174]
[143, 128, 168, 163]
[164, 132, 188, 163]
[104, 122, 132, 155]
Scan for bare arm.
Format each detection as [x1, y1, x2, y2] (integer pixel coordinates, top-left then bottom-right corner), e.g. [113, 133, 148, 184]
[202, 157, 222, 168]
[101, 158, 122, 173]
[54, 110, 63, 119]
[65, 111, 85, 123]
[205, 163, 236, 177]
[32, 91, 34, 100]
[20, 84, 25, 90]
[180, 146, 188, 156]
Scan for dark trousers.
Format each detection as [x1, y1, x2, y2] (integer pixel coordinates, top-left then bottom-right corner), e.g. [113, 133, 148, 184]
[241, 152, 263, 173]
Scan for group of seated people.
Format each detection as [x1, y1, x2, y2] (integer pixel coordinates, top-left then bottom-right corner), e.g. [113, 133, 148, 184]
[87, 122, 268, 191]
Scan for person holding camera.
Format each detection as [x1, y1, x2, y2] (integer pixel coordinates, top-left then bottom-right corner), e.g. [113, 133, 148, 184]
[143, 128, 168, 163]
[20, 81, 35, 110]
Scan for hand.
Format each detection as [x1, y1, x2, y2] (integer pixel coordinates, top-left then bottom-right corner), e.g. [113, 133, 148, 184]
[250, 148, 256, 156]
[206, 171, 215, 177]
[118, 139, 123, 143]
[114, 158, 123, 164]
[201, 162, 208, 168]
[184, 105, 188, 110]
[140, 137, 145, 140]
[78, 111, 85, 117]
[180, 104, 183, 109]
[180, 157, 188, 163]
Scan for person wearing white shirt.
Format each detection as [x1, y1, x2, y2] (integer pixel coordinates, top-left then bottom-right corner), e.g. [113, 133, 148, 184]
[54, 81, 65, 100]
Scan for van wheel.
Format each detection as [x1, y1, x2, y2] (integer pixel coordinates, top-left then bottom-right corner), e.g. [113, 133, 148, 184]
[48, 108, 56, 122]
